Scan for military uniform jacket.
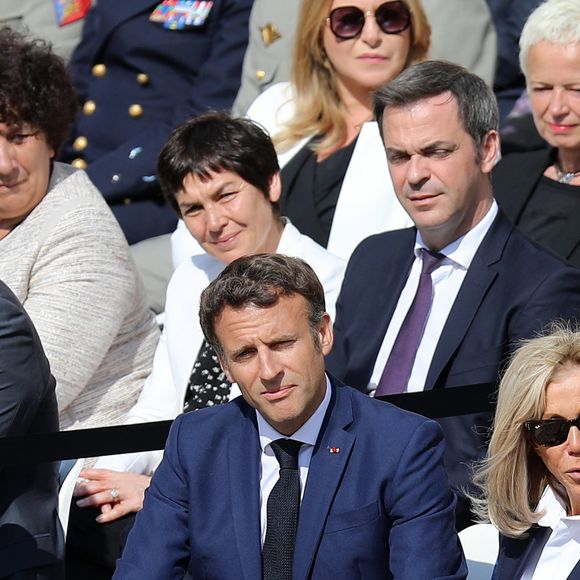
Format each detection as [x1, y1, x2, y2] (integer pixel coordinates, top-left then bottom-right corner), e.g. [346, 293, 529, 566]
[59, 0, 253, 243]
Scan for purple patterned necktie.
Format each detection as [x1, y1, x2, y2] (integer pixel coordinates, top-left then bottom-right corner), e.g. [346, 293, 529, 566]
[375, 249, 445, 396]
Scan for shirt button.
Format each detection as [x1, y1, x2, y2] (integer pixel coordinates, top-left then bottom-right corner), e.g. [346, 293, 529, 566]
[83, 100, 96, 115]
[128, 104, 144, 118]
[91, 64, 106, 77]
[73, 136, 88, 151]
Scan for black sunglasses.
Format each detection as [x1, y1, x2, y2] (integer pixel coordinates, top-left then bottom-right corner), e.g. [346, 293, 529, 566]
[327, 1, 411, 40]
[524, 417, 580, 447]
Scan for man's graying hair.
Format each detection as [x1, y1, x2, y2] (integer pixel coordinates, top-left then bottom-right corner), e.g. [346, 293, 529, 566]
[373, 60, 499, 156]
[200, 254, 326, 357]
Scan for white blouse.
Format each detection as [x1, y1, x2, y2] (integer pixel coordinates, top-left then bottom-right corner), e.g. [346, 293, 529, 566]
[521, 486, 580, 580]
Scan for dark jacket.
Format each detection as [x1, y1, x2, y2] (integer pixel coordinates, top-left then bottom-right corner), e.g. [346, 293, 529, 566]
[60, 0, 253, 243]
[493, 147, 580, 268]
[0, 281, 62, 577]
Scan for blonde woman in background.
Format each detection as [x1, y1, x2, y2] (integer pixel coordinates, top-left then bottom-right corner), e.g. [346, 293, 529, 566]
[246, 0, 430, 261]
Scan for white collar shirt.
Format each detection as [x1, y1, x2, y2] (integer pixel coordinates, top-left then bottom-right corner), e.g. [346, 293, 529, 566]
[369, 201, 498, 393]
[521, 486, 580, 580]
[256, 375, 332, 545]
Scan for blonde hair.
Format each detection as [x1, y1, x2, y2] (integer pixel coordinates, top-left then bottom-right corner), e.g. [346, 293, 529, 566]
[472, 324, 580, 537]
[274, 0, 430, 155]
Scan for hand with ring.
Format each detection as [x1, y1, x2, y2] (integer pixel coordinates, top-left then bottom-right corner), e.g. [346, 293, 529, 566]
[74, 468, 151, 523]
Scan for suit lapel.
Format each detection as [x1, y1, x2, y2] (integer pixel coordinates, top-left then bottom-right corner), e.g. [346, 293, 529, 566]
[425, 214, 510, 389]
[495, 526, 551, 580]
[228, 403, 263, 580]
[569, 559, 580, 579]
[96, 2, 159, 48]
[292, 386, 356, 580]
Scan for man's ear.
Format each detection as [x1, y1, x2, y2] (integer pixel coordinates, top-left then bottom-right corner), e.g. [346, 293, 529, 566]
[318, 313, 334, 357]
[217, 353, 234, 383]
[479, 129, 500, 175]
[268, 172, 282, 203]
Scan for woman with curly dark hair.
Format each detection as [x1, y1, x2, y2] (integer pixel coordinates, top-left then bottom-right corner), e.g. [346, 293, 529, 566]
[0, 28, 159, 431]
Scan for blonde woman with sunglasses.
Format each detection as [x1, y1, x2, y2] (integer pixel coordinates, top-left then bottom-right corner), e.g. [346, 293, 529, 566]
[247, 0, 430, 261]
[473, 325, 580, 579]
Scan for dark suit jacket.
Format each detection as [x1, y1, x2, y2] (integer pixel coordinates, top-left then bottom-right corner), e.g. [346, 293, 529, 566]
[326, 212, 580, 498]
[0, 281, 63, 577]
[493, 526, 580, 580]
[493, 148, 580, 268]
[59, 0, 253, 243]
[114, 382, 467, 579]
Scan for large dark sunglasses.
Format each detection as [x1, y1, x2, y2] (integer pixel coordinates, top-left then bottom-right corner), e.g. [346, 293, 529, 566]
[524, 417, 580, 447]
[327, 1, 411, 40]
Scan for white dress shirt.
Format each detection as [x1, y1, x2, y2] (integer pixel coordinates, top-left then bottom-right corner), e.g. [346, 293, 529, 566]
[521, 486, 580, 580]
[256, 376, 332, 545]
[369, 201, 498, 393]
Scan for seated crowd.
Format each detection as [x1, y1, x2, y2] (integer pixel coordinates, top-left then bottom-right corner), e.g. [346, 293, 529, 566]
[1, 0, 580, 579]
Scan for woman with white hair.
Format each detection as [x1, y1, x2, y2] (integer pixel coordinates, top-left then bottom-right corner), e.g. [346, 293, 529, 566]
[473, 325, 580, 579]
[493, 0, 580, 268]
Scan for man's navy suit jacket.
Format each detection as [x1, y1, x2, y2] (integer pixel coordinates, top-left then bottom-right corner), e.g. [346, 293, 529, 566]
[326, 212, 580, 496]
[114, 383, 467, 579]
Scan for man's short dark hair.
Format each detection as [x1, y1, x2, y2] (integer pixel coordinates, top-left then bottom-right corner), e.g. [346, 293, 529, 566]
[157, 113, 280, 215]
[200, 254, 326, 357]
[0, 27, 78, 153]
[373, 60, 499, 156]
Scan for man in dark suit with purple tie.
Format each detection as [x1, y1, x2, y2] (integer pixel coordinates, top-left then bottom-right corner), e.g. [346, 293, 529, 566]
[326, 60, 580, 529]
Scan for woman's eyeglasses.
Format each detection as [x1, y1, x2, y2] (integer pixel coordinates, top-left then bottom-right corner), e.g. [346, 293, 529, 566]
[524, 417, 580, 447]
[327, 1, 411, 40]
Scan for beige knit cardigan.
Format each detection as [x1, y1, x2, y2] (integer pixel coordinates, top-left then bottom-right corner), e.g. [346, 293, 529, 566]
[0, 163, 159, 430]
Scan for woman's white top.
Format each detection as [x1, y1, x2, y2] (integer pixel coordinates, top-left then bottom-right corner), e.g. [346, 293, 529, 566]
[521, 486, 580, 580]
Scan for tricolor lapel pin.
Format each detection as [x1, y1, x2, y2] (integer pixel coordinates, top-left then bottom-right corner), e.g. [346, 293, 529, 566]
[328, 446, 340, 454]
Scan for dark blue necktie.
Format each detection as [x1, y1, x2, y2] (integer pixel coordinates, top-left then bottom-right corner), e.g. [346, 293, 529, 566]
[262, 439, 302, 580]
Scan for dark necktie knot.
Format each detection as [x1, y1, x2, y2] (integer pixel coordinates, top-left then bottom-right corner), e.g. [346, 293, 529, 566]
[421, 248, 445, 276]
[270, 439, 302, 470]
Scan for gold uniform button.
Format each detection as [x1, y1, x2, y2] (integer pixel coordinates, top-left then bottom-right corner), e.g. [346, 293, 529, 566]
[91, 64, 106, 77]
[128, 104, 143, 118]
[73, 136, 88, 151]
[83, 100, 96, 115]
[71, 158, 87, 170]
[255, 69, 266, 81]
[136, 73, 150, 85]
[123, 197, 132, 205]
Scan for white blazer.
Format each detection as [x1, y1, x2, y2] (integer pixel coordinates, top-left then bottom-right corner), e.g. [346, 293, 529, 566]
[97, 222, 346, 474]
[246, 82, 413, 262]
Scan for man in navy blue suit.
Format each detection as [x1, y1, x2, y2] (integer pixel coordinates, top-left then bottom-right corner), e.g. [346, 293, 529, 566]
[114, 254, 467, 579]
[326, 60, 580, 529]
